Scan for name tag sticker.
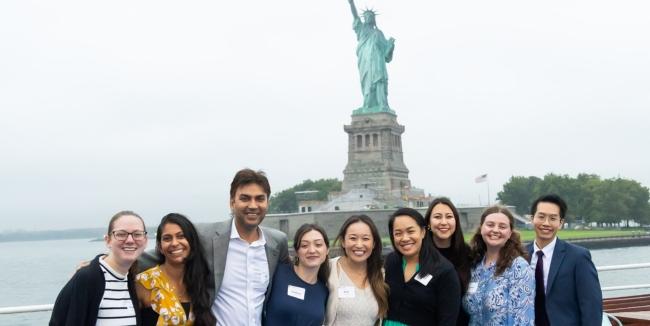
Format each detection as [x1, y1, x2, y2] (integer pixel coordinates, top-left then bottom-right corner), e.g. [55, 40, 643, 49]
[414, 273, 433, 286]
[287, 285, 305, 300]
[467, 282, 478, 294]
[338, 286, 356, 298]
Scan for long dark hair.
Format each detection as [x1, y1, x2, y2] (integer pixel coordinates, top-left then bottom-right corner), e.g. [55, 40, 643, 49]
[388, 207, 441, 278]
[334, 215, 389, 318]
[424, 197, 471, 291]
[156, 213, 215, 326]
[293, 223, 331, 284]
[469, 206, 527, 276]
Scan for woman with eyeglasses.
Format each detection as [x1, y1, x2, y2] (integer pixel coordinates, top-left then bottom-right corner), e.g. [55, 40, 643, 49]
[135, 213, 215, 326]
[462, 206, 534, 326]
[50, 211, 148, 325]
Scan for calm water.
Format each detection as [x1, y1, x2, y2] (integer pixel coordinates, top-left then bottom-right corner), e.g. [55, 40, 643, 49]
[0, 239, 648, 325]
[0, 238, 153, 326]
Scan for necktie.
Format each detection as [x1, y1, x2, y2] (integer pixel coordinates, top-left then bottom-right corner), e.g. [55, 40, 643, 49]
[535, 250, 550, 326]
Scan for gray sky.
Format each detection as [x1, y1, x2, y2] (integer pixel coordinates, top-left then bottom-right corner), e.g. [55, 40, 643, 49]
[2, 0, 649, 231]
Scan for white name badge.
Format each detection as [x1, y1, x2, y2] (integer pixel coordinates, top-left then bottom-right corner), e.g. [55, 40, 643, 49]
[414, 273, 433, 286]
[467, 282, 478, 294]
[338, 286, 356, 299]
[287, 285, 305, 300]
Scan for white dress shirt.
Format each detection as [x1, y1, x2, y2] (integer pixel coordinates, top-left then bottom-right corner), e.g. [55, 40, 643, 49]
[212, 219, 269, 326]
[531, 236, 557, 292]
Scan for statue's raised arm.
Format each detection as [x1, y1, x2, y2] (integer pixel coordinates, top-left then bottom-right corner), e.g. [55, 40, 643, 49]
[348, 0, 360, 21]
[347, 0, 396, 115]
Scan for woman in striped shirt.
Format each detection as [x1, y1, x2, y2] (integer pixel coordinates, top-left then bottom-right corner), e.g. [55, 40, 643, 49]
[50, 211, 148, 326]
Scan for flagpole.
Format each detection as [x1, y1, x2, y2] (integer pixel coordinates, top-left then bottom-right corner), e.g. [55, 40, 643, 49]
[487, 181, 490, 205]
[475, 174, 489, 206]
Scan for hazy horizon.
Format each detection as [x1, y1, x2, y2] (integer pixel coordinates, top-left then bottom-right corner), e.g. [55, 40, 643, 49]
[2, 0, 649, 232]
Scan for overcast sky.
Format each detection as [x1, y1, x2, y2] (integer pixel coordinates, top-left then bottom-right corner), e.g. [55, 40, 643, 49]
[1, 0, 649, 231]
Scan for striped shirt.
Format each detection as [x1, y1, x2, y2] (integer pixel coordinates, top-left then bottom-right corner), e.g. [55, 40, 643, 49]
[97, 258, 137, 326]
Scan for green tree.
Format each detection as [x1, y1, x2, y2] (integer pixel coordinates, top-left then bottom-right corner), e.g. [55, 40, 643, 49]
[497, 176, 542, 215]
[498, 173, 649, 226]
[625, 180, 650, 226]
[572, 174, 601, 222]
[269, 178, 342, 213]
[591, 178, 631, 226]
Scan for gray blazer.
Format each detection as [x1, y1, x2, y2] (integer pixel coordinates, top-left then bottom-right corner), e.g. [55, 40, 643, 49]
[139, 218, 289, 303]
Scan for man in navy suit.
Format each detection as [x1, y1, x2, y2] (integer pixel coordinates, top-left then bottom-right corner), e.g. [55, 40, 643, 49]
[527, 194, 602, 326]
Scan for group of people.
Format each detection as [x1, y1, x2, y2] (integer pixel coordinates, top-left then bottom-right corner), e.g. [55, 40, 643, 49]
[49, 168, 603, 326]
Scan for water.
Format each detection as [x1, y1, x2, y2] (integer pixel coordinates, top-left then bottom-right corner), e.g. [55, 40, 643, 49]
[591, 245, 650, 298]
[0, 238, 153, 326]
[0, 239, 647, 325]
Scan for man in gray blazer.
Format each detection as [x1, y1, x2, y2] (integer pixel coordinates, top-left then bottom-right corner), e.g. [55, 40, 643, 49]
[203, 168, 288, 326]
[141, 169, 289, 326]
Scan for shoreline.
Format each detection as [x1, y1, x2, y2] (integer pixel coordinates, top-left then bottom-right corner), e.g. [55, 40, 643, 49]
[3, 233, 650, 250]
[556, 234, 650, 250]
[357, 235, 650, 258]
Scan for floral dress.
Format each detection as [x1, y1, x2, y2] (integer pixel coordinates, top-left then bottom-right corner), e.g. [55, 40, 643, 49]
[136, 265, 194, 326]
[462, 256, 534, 326]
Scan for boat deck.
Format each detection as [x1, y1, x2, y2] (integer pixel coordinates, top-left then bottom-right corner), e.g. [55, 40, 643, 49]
[604, 294, 650, 325]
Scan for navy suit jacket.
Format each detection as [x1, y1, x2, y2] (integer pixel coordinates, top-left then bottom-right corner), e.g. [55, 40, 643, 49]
[527, 238, 603, 326]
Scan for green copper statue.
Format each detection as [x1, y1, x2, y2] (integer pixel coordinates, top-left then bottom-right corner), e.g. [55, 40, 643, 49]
[348, 0, 396, 115]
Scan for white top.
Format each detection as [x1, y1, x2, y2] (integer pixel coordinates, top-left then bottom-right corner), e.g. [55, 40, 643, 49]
[532, 236, 557, 291]
[96, 258, 137, 326]
[213, 219, 269, 326]
[325, 256, 379, 326]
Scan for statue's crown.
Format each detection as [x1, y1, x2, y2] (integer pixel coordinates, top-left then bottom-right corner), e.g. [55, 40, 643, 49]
[362, 8, 378, 17]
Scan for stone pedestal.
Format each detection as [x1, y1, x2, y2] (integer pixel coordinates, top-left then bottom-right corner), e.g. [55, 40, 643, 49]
[342, 112, 412, 205]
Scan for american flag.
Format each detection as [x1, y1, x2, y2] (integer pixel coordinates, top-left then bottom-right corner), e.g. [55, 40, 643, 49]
[475, 174, 488, 183]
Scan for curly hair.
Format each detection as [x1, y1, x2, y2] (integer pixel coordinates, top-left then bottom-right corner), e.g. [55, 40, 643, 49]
[469, 206, 528, 276]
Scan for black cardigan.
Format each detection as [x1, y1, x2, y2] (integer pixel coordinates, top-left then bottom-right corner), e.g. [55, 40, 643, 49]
[384, 251, 460, 326]
[436, 246, 470, 326]
[49, 254, 141, 326]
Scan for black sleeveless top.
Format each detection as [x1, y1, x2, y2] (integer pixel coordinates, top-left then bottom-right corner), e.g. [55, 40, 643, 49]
[141, 302, 191, 325]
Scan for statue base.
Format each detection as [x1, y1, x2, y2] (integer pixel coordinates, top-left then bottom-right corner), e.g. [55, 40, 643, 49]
[352, 106, 396, 116]
[342, 112, 412, 204]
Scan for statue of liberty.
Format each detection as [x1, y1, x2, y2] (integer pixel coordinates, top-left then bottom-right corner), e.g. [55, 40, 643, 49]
[347, 0, 395, 115]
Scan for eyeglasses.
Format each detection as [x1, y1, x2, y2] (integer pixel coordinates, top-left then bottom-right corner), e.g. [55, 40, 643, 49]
[111, 230, 147, 241]
[533, 213, 561, 223]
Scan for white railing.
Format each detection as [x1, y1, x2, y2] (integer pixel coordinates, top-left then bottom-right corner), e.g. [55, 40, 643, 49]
[597, 262, 650, 292]
[0, 304, 53, 315]
[1, 262, 649, 315]
[597, 262, 650, 271]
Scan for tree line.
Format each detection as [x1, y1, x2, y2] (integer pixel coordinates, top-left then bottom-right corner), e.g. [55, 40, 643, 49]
[269, 178, 342, 214]
[497, 174, 650, 226]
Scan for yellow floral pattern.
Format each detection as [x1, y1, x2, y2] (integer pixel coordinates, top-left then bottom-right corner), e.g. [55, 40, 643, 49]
[136, 265, 194, 326]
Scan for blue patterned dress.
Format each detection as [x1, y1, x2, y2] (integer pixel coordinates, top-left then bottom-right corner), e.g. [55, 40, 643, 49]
[462, 256, 535, 326]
